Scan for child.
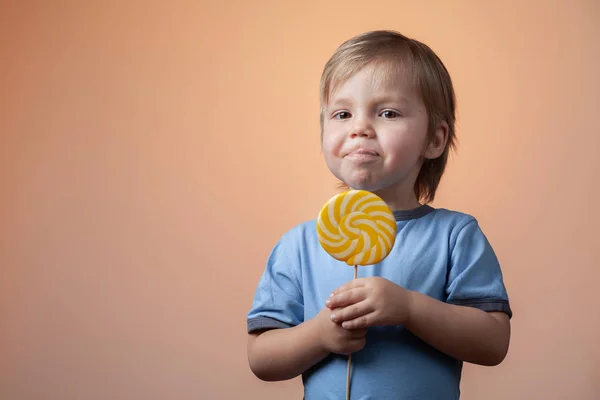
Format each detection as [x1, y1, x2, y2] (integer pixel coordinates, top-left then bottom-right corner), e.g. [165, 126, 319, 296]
[246, 30, 512, 399]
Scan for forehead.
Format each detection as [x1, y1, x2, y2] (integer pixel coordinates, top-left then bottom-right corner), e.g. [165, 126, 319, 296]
[327, 59, 418, 102]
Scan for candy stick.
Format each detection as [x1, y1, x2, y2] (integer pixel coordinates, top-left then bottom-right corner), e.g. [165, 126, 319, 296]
[345, 263, 357, 400]
[317, 189, 396, 400]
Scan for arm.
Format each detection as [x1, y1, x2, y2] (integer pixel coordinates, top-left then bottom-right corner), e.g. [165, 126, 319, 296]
[247, 307, 368, 381]
[406, 290, 510, 366]
[247, 234, 369, 381]
[327, 277, 511, 366]
[328, 220, 512, 366]
[247, 319, 328, 381]
[247, 236, 328, 381]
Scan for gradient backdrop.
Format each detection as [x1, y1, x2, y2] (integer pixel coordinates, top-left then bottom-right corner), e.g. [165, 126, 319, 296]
[2, 1, 599, 399]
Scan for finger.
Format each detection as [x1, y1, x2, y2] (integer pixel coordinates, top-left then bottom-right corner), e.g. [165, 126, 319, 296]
[331, 301, 372, 324]
[330, 278, 367, 297]
[341, 312, 375, 330]
[326, 287, 365, 308]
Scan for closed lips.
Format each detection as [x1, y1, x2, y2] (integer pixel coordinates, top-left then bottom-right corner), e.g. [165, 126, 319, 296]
[346, 148, 379, 156]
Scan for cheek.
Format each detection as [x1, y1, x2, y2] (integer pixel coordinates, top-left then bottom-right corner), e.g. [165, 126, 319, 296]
[321, 135, 343, 173]
[381, 133, 425, 163]
[321, 129, 342, 156]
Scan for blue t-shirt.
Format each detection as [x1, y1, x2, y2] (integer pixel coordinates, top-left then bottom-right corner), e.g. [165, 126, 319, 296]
[247, 205, 512, 400]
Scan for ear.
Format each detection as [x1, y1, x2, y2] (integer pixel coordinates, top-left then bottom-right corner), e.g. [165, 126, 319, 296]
[423, 121, 449, 159]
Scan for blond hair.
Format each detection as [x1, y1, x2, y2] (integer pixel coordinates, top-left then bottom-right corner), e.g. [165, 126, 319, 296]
[319, 30, 457, 204]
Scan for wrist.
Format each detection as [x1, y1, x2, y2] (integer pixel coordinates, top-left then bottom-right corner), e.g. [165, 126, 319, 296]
[404, 289, 418, 327]
[304, 313, 329, 355]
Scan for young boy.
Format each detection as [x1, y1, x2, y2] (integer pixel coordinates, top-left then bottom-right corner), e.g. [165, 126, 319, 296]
[246, 30, 512, 399]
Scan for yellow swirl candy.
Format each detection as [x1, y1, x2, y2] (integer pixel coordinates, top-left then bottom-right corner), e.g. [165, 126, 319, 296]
[316, 189, 397, 266]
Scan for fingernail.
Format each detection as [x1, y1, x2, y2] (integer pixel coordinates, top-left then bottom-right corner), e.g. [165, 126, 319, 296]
[330, 314, 336, 321]
[329, 293, 334, 298]
[325, 299, 330, 306]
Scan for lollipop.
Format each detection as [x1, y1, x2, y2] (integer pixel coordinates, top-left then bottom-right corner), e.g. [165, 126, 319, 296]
[317, 189, 396, 268]
[316, 189, 397, 400]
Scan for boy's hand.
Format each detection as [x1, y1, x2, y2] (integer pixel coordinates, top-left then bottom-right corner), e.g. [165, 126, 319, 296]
[325, 277, 413, 329]
[312, 307, 367, 355]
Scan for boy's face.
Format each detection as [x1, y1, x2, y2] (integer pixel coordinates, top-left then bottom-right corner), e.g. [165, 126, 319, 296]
[321, 63, 444, 209]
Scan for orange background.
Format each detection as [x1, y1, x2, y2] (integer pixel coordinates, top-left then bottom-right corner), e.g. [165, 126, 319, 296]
[1, 1, 599, 399]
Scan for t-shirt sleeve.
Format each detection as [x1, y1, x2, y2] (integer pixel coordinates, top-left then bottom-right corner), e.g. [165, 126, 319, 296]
[246, 237, 304, 333]
[446, 218, 513, 318]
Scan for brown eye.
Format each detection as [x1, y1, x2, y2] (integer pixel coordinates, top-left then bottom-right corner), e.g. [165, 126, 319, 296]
[381, 110, 399, 119]
[335, 111, 351, 120]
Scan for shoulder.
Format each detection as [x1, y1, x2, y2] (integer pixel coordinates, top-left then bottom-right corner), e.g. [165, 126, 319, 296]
[278, 219, 319, 245]
[423, 207, 489, 246]
[423, 206, 479, 231]
[428, 206, 477, 225]
[267, 219, 320, 264]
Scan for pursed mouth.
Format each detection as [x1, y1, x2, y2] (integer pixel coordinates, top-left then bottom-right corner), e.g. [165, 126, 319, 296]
[346, 149, 380, 157]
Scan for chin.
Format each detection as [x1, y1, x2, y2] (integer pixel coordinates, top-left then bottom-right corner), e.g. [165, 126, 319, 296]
[335, 170, 384, 192]
[345, 180, 382, 193]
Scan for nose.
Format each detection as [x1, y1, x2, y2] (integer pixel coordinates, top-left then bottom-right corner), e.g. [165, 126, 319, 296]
[349, 116, 375, 138]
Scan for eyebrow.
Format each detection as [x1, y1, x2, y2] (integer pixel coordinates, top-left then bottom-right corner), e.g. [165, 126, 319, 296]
[329, 95, 412, 107]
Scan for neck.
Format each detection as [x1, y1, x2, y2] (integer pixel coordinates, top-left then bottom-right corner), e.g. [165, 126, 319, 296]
[374, 186, 422, 211]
